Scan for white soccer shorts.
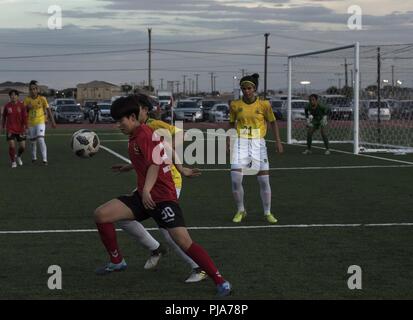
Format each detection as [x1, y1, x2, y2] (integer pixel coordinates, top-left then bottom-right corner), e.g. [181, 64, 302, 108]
[231, 138, 269, 173]
[27, 123, 46, 140]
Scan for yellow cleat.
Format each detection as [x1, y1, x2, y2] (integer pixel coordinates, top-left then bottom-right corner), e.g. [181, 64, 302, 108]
[265, 213, 278, 224]
[232, 211, 247, 223]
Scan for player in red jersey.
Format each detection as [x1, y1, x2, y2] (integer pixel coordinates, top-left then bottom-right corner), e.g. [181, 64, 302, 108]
[1, 90, 28, 168]
[93, 94, 231, 297]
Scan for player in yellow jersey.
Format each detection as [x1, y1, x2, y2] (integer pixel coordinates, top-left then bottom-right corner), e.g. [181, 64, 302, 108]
[23, 80, 56, 165]
[227, 73, 283, 224]
[113, 94, 207, 283]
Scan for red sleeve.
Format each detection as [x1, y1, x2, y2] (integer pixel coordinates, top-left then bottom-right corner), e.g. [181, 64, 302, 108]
[2, 104, 7, 128]
[21, 102, 28, 128]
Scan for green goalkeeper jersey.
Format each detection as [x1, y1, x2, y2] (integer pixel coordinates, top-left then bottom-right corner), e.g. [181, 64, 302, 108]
[305, 102, 328, 123]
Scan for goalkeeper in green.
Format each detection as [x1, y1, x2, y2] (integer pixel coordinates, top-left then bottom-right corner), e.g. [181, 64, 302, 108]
[303, 94, 330, 155]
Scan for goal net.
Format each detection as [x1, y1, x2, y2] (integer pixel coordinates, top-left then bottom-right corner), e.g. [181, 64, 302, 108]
[287, 43, 413, 154]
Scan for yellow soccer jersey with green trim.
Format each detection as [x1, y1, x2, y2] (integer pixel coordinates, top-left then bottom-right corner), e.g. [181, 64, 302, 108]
[230, 97, 275, 138]
[23, 96, 49, 127]
[146, 118, 183, 189]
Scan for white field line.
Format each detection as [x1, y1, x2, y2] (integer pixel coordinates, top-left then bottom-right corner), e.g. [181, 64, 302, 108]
[2, 222, 413, 234]
[100, 144, 413, 171]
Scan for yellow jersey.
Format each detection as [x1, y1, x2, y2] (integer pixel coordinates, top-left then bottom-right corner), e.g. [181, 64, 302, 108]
[230, 97, 275, 138]
[146, 118, 183, 189]
[23, 95, 49, 127]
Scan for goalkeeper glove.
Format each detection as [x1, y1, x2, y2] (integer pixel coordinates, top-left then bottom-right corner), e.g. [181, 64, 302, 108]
[321, 116, 328, 127]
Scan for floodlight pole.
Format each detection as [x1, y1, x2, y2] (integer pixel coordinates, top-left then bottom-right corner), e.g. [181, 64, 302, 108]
[287, 57, 292, 144]
[353, 42, 360, 154]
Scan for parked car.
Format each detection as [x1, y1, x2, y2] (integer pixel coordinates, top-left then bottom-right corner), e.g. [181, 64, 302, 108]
[50, 98, 77, 111]
[157, 91, 174, 110]
[82, 100, 98, 120]
[200, 99, 221, 120]
[89, 103, 115, 123]
[270, 99, 284, 120]
[320, 95, 352, 120]
[54, 104, 83, 124]
[367, 100, 391, 121]
[399, 100, 413, 119]
[280, 100, 308, 121]
[208, 103, 229, 122]
[174, 100, 203, 122]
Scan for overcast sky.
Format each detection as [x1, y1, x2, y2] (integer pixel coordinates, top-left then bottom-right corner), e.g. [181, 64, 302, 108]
[0, 0, 412, 92]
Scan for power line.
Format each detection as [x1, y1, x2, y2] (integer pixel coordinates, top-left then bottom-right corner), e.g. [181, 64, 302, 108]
[153, 48, 287, 57]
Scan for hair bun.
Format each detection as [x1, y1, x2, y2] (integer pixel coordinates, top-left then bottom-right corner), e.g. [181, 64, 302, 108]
[252, 73, 259, 79]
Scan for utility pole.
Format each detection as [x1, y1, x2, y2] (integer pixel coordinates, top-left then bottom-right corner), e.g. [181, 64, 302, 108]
[344, 58, 348, 88]
[148, 28, 152, 92]
[377, 47, 382, 142]
[183, 75, 187, 95]
[264, 33, 270, 98]
[194, 73, 199, 95]
[209, 72, 214, 94]
[391, 65, 395, 98]
[213, 75, 218, 93]
[175, 81, 180, 94]
[241, 69, 246, 77]
[160, 78, 164, 91]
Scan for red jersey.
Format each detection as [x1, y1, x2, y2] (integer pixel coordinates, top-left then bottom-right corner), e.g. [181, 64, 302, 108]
[128, 124, 177, 203]
[2, 101, 27, 134]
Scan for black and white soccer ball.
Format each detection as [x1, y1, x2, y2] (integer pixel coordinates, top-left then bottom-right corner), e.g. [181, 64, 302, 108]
[71, 129, 100, 158]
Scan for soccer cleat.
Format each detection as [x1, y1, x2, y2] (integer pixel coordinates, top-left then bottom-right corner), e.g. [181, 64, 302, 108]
[11, 162, 17, 168]
[42, 161, 48, 166]
[265, 213, 278, 224]
[185, 268, 208, 283]
[144, 244, 167, 270]
[31, 159, 37, 164]
[16, 157, 23, 166]
[216, 281, 232, 297]
[302, 149, 312, 155]
[325, 149, 331, 155]
[232, 211, 247, 223]
[95, 259, 127, 275]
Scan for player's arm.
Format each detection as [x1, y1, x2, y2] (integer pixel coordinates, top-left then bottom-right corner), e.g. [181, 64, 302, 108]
[142, 164, 159, 209]
[111, 163, 134, 173]
[1, 106, 6, 134]
[269, 120, 283, 153]
[263, 100, 283, 153]
[43, 98, 56, 128]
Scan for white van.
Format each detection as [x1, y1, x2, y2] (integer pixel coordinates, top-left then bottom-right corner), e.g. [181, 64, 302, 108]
[157, 91, 174, 110]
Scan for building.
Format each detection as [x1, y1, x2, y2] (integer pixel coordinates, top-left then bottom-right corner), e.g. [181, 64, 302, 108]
[76, 80, 122, 105]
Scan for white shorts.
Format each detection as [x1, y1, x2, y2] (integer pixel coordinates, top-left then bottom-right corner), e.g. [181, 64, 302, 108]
[28, 124, 46, 140]
[231, 138, 269, 173]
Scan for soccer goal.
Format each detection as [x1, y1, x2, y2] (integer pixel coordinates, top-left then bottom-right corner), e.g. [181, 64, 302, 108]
[287, 42, 413, 154]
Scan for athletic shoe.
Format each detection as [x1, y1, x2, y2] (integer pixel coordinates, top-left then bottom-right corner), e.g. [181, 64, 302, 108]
[185, 268, 208, 283]
[16, 157, 23, 166]
[302, 149, 312, 155]
[95, 259, 127, 275]
[11, 162, 17, 168]
[144, 244, 167, 270]
[42, 161, 48, 166]
[232, 211, 247, 223]
[31, 159, 37, 164]
[265, 213, 278, 224]
[325, 149, 331, 155]
[216, 281, 232, 297]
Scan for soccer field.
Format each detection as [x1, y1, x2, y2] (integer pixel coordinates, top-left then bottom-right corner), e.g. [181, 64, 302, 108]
[1, 127, 413, 299]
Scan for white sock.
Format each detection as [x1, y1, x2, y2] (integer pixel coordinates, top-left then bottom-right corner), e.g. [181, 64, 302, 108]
[30, 140, 37, 160]
[231, 171, 245, 212]
[160, 228, 199, 269]
[38, 137, 47, 162]
[257, 175, 271, 215]
[117, 220, 160, 251]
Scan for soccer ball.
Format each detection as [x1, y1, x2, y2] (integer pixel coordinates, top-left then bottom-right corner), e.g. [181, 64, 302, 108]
[71, 129, 100, 158]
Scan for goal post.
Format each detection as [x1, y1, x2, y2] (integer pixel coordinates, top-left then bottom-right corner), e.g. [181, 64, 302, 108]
[287, 42, 413, 154]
